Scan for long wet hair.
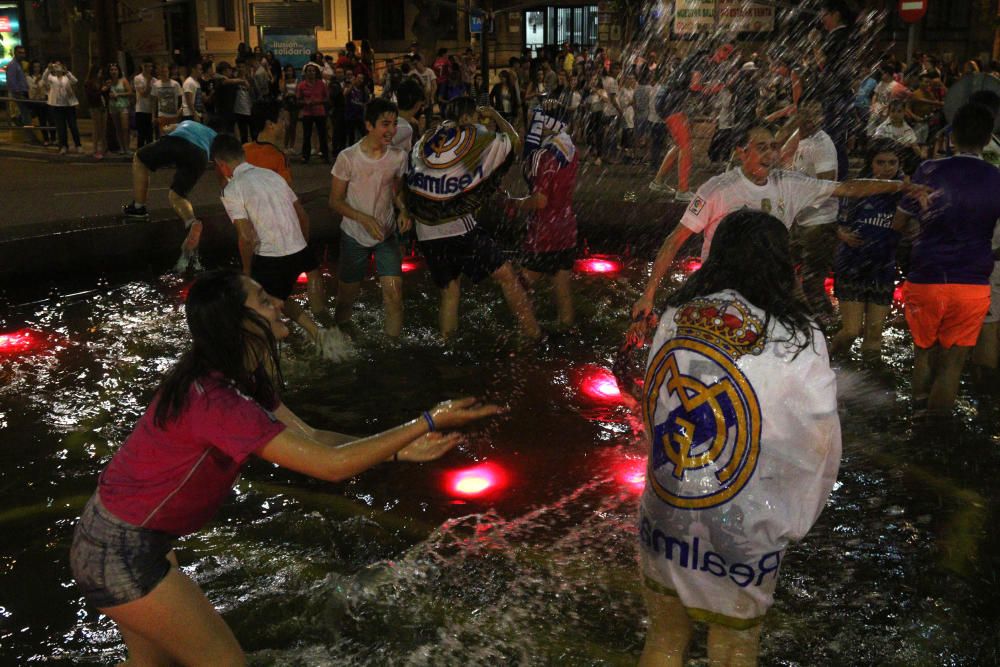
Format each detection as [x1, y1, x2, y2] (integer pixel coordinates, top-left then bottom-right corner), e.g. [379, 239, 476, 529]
[153, 270, 283, 427]
[665, 209, 818, 353]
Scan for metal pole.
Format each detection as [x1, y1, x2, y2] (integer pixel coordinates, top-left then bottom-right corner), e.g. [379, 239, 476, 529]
[481, 8, 490, 90]
[906, 23, 915, 64]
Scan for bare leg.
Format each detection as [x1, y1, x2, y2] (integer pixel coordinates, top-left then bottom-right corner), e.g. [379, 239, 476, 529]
[912, 345, 939, 405]
[380, 276, 404, 338]
[707, 622, 763, 667]
[971, 321, 999, 369]
[927, 345, 971, 412]
[492, 262, 542, 340]
[99, 553, 245, 666]
[831, 301, 864, 357]
[639, 586, 692, 667]
[306, 269, 326, 316]
[334, 281, 363, 327]
[654, 145, 678, 183]
[167, 189, 195, 223]
[132, 153, 151, 205]
[552, 269, 575, 327]
[860, 303, 890, 354]
[440, 278, 461, 339]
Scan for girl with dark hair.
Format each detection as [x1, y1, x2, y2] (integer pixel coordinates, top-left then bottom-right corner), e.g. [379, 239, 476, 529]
[70, 269, 500, 664]
[84, 63, 109, 159]
[638, 210, 841, 666]
[830, 140, 904, 359]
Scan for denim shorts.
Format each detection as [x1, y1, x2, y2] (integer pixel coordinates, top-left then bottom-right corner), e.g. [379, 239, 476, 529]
[338, 231, 403, 283]
[70, 494, 175, 608]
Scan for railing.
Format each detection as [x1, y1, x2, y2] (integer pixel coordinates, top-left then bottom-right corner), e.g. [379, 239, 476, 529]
[0, 96, 57, 131]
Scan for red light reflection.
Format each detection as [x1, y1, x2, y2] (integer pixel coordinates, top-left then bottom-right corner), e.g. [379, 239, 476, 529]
[682, 257, 702, 273]
[574, 255, 622, 275]
[401, 256, 423, 273]
[0, 329, 47, 356]
[893, 284, 904, 303]
[617, 459, 646, 493]
[578, 365, 622, 402]
[296, 272, 309, 284]
[824, 276, 835, 295]
[444, 462, 508, 499]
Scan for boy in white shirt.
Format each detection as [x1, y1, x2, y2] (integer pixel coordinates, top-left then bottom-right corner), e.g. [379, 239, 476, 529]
[153, 64, 182, 133]
[629, 123, 931, 332]
[212, 133, 348, 360]
[330, 98, 411, 337]
[133, 59, 156, 147]
[181, 63, 203, 122]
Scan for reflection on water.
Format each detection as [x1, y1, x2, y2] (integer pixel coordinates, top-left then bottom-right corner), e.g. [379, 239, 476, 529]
[0, 263, 997, 665]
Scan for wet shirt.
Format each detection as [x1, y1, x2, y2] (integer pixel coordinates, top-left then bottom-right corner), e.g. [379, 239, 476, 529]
[900, 155, 1000, 285]
[332, 141, 408, 247]
[223, 162, 306, 257]
[680, 169, 839, 258]
[524, 133, 579, 254]
[640, 289, 841, 623]
[834, 191, 902, 284]
[98, 375, 285, 536]
[792, 130, 839, 226]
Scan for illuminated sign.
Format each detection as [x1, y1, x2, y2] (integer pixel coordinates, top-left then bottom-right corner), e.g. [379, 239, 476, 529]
[0, 3, 22, 88]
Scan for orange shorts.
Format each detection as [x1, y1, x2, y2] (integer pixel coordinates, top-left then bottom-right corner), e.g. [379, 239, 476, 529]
[902, 282, 991, 349]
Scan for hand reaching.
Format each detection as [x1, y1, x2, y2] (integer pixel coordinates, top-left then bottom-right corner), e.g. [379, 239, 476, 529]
[396, 431, 463, 462]
[429, 397, 504, 430]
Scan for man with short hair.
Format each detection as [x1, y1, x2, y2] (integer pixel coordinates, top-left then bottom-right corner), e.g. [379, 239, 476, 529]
[133, 59, 156, 147]
[212, 133, 347, 359]
[630, 123, 931, 327]
[181, 62, 203, 122]
[6, 45, 35, 142]
[894, 103, 1000, 414]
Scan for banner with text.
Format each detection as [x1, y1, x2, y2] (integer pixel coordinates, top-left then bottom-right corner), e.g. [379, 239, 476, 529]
[718, 0, 774, 32]
[674, 0, 717, 35]
[260, 29, 316, 75]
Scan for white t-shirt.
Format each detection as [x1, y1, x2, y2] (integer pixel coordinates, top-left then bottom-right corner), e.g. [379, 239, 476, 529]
[715, 88, 734, 130]
[222, 163, 307, 258]
[331, 141, 409, 247]
[649, 84, 665, 124]
[602, 76, 619, 116]
[393, 116, 415, 152]
[640, 288, 840, 622]
[153, 78, 182, 118]
[873, 120, 918, 145]
[620, 87, 636, 129]
[681, 168, 840, 258]
[791, 130, 839, 226]
[181, 76, 201, 116]
[134, 73, 153, 113]
[416, 68, 436, 97]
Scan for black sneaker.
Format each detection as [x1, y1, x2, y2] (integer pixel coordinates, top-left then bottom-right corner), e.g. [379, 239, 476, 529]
[122, 203, 149, 220]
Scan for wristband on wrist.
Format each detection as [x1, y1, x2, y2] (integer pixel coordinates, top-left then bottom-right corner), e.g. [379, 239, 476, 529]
[422, 410, 436, 432]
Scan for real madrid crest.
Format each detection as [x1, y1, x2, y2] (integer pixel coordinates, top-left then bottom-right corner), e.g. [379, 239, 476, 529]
[642, 298, 766, 510]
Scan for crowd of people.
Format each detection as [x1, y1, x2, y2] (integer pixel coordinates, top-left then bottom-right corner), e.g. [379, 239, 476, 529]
[8, 0, 994, 664]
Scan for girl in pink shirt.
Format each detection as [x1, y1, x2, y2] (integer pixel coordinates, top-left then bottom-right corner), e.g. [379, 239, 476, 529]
[70, 269, 500, 664]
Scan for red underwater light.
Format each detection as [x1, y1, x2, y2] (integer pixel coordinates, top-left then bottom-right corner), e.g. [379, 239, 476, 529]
[681, 257, 702, 273]
[893, 284, 904, 303]
[578, 365, 622, 402]
[0, 329, 46, 356]
[574, 255, 622, 275]
[296, 272, 309, 284]
[617, 459, 646, 493]
[401, 256, 424, 273]
[824, 276, 835, 295]
[445, 462, 509, 499]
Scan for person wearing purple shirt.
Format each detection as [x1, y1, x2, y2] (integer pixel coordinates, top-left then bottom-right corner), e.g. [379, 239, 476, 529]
[894, 103, 1000, 414]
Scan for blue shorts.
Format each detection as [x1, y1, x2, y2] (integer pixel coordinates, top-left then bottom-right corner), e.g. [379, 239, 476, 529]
[338, 232, 403, 283]
[70, 494, 175, 608]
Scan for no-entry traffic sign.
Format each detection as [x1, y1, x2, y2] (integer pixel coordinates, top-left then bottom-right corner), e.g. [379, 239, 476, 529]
[899, 0, 927, 23]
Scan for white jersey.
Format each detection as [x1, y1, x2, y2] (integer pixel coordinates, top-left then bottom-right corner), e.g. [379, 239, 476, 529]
[791, 130, 839, 226]
[640, 289, 841, 623]
[872, 120, 918, 145]
[331, 141, 408, 247]
[392, 116, 415, 152]
[681, 169, 839, 258]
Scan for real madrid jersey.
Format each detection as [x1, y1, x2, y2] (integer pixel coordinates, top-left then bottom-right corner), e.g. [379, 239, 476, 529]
[680, 169, 839, 259]
[639, 289, 841, 624]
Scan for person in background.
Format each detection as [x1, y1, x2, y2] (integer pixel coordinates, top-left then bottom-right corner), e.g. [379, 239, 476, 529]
[107, 63, 133, 155]
[437, 66, 470, 117]
[69, 267, 501, 666]
[199, 61, 218, 128]
[181, 62, 203, 122]
[328, 66, 348, 157]
[343, 71, 371, 145]
[874, 99, 923, 168]
[84, 64, 109, 159]
[391, 77, 425, 152]
[830, 140, 905, 360]
[28, 60, 54, 146]
[153, 63, 182, 134]
[133, 59, 155, 148]
[43, 60, 82, 155]
[296, 63, 329, 164]
[894, 103, 1000, 415]
[490, 70, 519, 125]
[638, 210, 841, 667]
[232, 61, 254, 142]
[470, 72, 490, 107]
[6, 45, 37, 144]
[279, 64, 299, 153]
